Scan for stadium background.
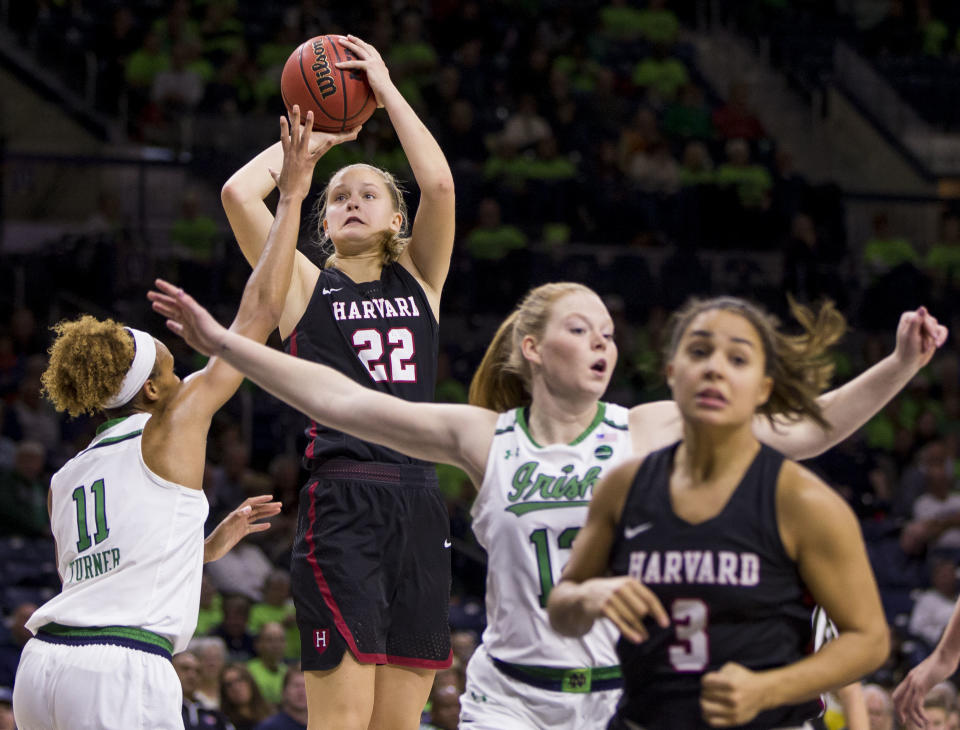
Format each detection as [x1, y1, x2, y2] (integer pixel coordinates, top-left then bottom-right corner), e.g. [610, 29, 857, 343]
[2, 0, 960, 722]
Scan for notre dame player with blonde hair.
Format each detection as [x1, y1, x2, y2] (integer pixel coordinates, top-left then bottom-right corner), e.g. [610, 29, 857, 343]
[12, 107, 323, 730]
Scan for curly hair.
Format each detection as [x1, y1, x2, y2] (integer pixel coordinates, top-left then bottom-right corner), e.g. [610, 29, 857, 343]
[664, 296, 846, 429]
[311, 163, 410, 268]
[41, 315, 137, 417]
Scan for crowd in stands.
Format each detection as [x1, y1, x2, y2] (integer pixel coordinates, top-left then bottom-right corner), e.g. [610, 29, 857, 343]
[6, 0, 960, 726]
[722, 0, 960, 130]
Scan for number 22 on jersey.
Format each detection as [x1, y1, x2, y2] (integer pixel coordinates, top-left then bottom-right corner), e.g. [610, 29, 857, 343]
[352, 327, 416, 383]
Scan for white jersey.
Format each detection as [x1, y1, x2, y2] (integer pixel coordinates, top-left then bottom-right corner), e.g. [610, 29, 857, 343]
[471, 403, 634, 667]
[26, 413, 208, 654]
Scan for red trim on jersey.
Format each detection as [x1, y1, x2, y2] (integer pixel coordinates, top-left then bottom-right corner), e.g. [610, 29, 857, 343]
[303, 481, 388, 664]
[385, 650, 453, 669]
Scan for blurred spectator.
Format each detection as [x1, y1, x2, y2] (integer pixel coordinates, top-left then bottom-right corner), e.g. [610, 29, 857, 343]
[212, 594, 257, 662]
[619, 107, 664, 172]
[197, 570, 225, 636]
[900, 440, 960, 555]
[0, 686, 11, 730]
[917, 0, 949, 57]
[199, 0, 246, 65]
[220, 663, 274, 730]
[171, 191, 220, 267]
[191, 635, 229, 709]
[9, 309, 45, 359]
[782, 213, 844, 305]
[249, 570, 299, 661]
[864, 212, 920, 276]
[662, 83, 714, 143]
[908, 558, 958, 655]
[388, 10, 439, 106]
[712, 81, 766, 141]
[253, 666, 307, 730]
[125, 28, 170, 99]
[208, 443, 266, 523]
[599, 0, 646, 43]
[0, 441, 49, 538]
[716, 138, 772, 211]
[626, 140, 680, 196]
[246, 622, 289, 706]
[0, 602, 36, 688]
[152, 0, 201, 50]
[637, 0, 681, 46]
[420, 681, 460, 730]
[450, 630, 478, 668]
[174, 650, 236, 730]
[464, 198, 527, 262]
[862, 683, 894, 730]
[3, 362, 61, 458]
[205, 540, 275, 603]
[632, 43, 690, 105]
[499, 94, 552, 152]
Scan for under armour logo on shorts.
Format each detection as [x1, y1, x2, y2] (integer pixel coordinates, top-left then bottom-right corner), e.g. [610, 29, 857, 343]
[314, 629, 329, 654]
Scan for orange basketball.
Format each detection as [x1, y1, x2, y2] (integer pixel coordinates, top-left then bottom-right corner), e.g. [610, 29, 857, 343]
[280, 35, 377, 133]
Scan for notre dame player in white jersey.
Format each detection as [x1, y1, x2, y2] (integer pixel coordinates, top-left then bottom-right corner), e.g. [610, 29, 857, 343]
[151, 273, 945, 730]
[11, 108, 324, 730]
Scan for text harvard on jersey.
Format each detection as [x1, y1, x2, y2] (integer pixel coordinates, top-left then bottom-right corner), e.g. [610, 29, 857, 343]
[330, 296, 421, 321]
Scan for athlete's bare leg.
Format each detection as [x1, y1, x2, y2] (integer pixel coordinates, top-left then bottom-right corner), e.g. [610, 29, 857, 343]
[305, 652, 376, 730]
[368, 664, 436, 730]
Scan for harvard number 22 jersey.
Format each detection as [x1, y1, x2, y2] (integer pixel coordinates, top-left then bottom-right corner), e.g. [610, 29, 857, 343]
[285, 262, 438, 467]
[471, 403, 633, 667]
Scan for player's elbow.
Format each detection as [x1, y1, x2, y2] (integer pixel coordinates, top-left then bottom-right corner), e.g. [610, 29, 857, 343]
[221, 177, 254, 212]
[423, 173, 455, 200]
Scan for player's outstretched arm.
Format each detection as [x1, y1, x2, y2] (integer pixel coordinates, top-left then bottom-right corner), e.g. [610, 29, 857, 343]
[893, 599, 960, 728]
[632, 308, 948, 462]
[336, 34, 455, 308]
[548, 461, 670, 642]
[153, 109, 333, 415]
[756, 306, 947, 459]
[150, 280, 497, 484]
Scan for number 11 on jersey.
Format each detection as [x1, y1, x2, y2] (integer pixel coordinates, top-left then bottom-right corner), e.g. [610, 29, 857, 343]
[72, 479, 109, 552]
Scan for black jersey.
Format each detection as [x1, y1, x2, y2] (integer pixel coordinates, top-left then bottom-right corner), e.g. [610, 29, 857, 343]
[284, 262, 438, 467]
[608, 442, 821, 730]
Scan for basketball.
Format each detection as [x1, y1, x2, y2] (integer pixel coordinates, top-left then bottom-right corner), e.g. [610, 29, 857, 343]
[280, 35, 377, 133]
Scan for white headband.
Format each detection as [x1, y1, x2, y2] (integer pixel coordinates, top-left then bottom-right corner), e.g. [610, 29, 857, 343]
[103, 328, 157, 409]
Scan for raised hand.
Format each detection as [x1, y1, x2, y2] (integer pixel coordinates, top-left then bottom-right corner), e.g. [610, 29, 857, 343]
[147, 278, 226, 356]
[204, 494, 282, 563]
[700, 662, 768, 727]
[894, 306, 949, 370]
[335, 34, 393, 108]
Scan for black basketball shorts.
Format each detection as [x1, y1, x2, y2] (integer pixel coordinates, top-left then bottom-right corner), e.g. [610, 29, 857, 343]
[291, 459, 453, 671]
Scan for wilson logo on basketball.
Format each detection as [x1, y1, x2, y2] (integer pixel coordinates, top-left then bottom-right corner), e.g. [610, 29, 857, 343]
[314, 629, 329, 654]
[310, 40, 336, 98]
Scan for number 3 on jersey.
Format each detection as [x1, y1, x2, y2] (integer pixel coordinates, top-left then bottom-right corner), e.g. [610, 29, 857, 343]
[352, 328, 416, 383]
[72, 479, 109, 553]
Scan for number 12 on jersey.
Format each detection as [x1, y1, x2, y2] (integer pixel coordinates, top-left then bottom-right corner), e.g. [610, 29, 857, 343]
[72, 479, 109, 553]
[529, 527, 580, 607]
